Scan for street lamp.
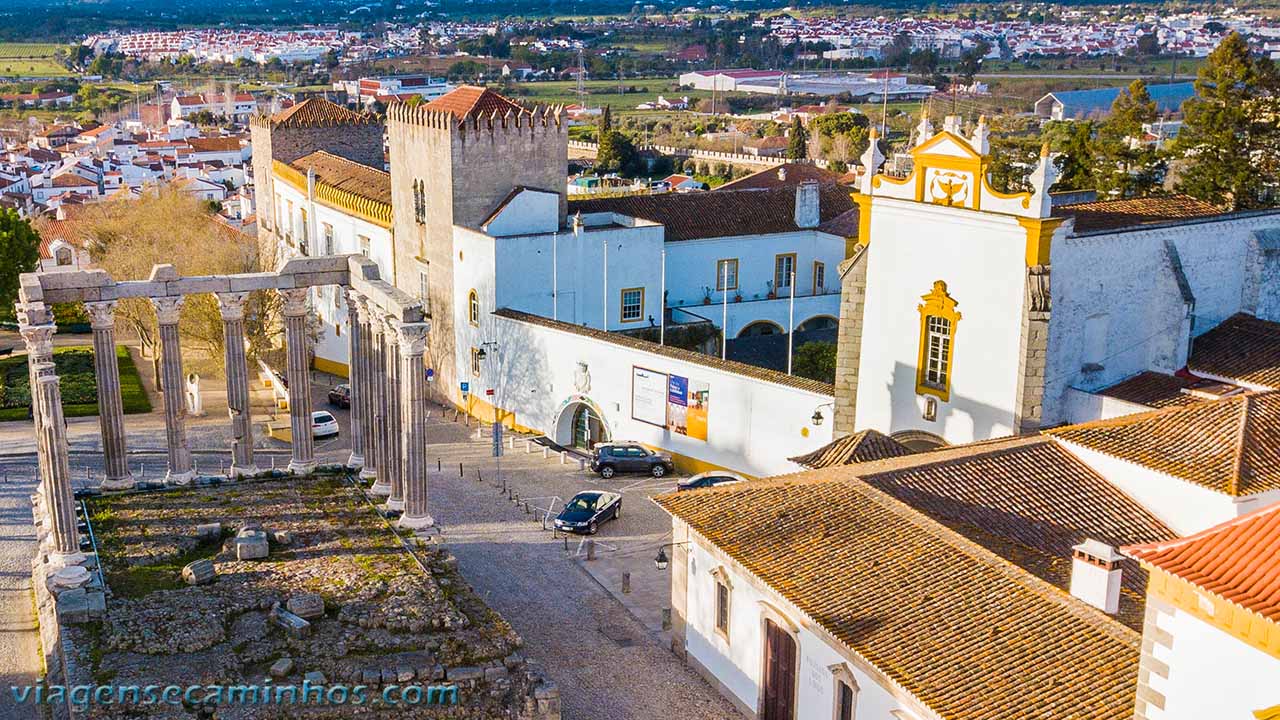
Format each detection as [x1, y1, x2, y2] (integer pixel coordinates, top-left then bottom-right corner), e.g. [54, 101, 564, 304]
[811, 401, 834, 427]
[653, 541, 690, 570]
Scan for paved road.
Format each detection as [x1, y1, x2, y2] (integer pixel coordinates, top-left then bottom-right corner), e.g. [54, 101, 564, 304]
[0, 461, 41, 720]
[424, 412, 743, 720]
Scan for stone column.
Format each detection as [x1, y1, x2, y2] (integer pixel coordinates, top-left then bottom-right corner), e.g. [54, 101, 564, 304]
[368, 317, 391, 496]
[398, 322, 434, 530]
[218, 292, 257, 478]
[34, 360, 84, 566]
[344, 289, 365, 469]
[85, 301, 133, 490]
[19, 320, 55, 491]
[279, 288, 316, 475]
[152, 296, 194, 485]
[383, 317, 404, 511]
[357, 296, 378, 481]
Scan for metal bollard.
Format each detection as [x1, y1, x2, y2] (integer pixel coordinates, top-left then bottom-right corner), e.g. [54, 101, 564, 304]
[523, 502, 530, 514]
[542, 446, 549, 459]
[559, 451, 567, 465]
[271, 456, 276, 470]
[661, 608, 672, 631]
[622, 572, 631, 594]
[525, 440, 532, 454]
[578, 458, 587, 471]
[437, 459, 441, 472]
[458, 463, 463, 478]
[507, 436, 514, 450]
[563, 536, 568, 551]
[586, 539, 596, 561]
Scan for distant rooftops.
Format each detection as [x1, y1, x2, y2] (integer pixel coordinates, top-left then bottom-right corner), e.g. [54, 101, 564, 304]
[1035, 81, 1196, 120]
[1052, 194, 1225, 234]
[423, 85, 530, 121]
[1188, 313, 1280, 390]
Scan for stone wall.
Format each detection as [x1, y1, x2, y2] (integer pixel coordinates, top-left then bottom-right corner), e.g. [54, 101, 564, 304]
[832, 245, 868, 435]
[1013, 265, 1050, 434]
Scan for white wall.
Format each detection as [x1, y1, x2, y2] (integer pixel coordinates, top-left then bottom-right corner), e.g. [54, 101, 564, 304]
[470, 313, 833, 477]
[1053, 438, 1277, 536]
[664, 231, 845, 309]
[1062, 386, 1154, 424]
[855, 198, 1030, 445]
[1146, 605, 1280, 720]
[685, 538, 922, 720]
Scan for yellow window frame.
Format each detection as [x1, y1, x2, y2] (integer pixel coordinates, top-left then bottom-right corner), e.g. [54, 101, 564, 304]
[716, 258, 739, 291]
[916, 280, 961, 402]
[620, 287, 645, 323]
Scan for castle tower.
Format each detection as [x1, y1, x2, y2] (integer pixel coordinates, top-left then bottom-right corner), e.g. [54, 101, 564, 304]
[386, 86, 567, 401]
[836, 123, 1062, 448]
[250, 98, 384, 251]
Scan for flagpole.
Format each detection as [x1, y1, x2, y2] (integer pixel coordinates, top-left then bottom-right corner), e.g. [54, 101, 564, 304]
[659, 249, 666, 345]
[721, 263, 728, 360]
[787, 270, 796, 375]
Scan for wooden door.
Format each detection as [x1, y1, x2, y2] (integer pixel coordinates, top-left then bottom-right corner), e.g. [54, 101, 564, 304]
[762, 619, 797, 720]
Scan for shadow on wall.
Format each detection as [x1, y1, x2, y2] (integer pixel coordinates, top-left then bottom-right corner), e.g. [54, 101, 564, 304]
[725, 327, 838, 375]
[472, 311, 557, 435]
[883, 360, 1014, 447]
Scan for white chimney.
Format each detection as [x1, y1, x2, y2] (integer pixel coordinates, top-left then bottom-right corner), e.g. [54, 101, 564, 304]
[794, 180, 820, 229]
[1069, 540, 1123, 614]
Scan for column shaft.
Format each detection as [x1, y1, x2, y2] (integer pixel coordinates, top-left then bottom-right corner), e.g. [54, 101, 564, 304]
[358, 304, 378, 480]
[85, 301, 132, 488]
[34, 362, 81, 560]
[280, 289, 315, 474]
[384, 318, 404, 510]
[19, 321, 54, 494]
[153, 297, 194, 485]
[218, 293, 257, 477]
[368, 319, 390, 496]
[345, 290, 365, 468]
[398, 323, 433, 529]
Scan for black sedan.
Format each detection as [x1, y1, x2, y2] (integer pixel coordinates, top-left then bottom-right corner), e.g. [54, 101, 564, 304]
[677, 471, 748, 491]
[553, 491, 622, 535]
[327, 383, 351, 408]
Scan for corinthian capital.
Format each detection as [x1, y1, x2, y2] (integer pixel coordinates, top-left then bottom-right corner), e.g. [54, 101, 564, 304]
[19, 323, 56, 357]
[217, 292, 251, 321]
[151, 296, 185, 325]
[397, 322, 430, 356]
[85, 300, 118, 330]
[278, 288, 310, 317]
[382, 316, 401, 346]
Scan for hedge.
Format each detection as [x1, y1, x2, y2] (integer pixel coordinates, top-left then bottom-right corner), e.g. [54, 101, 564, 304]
[0, 345, 152, 421]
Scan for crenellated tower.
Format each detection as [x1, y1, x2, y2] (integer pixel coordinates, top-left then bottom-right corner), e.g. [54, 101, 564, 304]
[386, 86, 567, 399]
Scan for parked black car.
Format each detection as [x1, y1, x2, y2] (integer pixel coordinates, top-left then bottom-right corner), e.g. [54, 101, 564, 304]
[677, 471, 748, 491]
[553, 491, 622, 535]
[589, 442, 675, 479]
[327, 384, 351, 408]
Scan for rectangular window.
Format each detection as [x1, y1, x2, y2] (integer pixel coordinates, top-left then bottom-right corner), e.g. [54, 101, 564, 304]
[471, 347, 482, 377]
[299, 208, 308, 245]
[418, 270, 431, 315]
[358, 235, 371, 257]
[620, 287, 644, 323]
[924, 316, 952, 389]
[813, 261, 826, 294]
[837, 681, 855, 720]
[775, 253, 796, 288]
[322, 223, 334, 255]
[714, 580, 730, 636]
[715, 259, 739, 291]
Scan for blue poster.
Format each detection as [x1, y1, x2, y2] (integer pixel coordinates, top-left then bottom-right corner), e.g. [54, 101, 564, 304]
[667, 375, 689, 436]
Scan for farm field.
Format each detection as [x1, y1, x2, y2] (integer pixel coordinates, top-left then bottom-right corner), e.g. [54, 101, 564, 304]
[509, 76, 718, 111]
[0, 42, 71, 77]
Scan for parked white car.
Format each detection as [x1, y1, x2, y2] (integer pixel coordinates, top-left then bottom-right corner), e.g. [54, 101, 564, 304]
[311, 411, 339, 439]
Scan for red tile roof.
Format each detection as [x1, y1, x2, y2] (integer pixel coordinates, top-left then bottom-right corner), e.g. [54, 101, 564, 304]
[1189, 313, 1280, 390]
[1125, 501, 1280, 622]
[424, 85, 529, 121]
[1052, 194, 1224, 234]
[788, 429, 911, 468]
[1097, 371, 1202, 409]
[717, 162, 848, 191]
[187, 137, 244, 153]
[1049, 391, 1280, 496]
[268, 98, 377, 128]
[289, 151, 391, 206]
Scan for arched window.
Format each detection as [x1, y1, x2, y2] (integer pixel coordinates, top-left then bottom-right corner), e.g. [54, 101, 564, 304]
[916, 281, 960, 401]
[468, 289, 480, 326]
[54, 247, 73, 266]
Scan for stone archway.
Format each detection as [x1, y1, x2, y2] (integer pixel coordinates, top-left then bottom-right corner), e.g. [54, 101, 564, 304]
[553, 395, 613, 449]
[890, 429, 947, 452]
[796, 315, 838, 333]
[738, 320, 784, 338]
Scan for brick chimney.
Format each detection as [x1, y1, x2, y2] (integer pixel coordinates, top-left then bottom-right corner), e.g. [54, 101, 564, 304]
[794, 180, 820, 229]
[1069, 540, 1123, 614]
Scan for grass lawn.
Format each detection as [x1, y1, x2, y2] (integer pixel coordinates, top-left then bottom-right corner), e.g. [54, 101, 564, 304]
[0, 43, 71, 77]
[0, 345, 151, 421]
[511, 76, 720, 112]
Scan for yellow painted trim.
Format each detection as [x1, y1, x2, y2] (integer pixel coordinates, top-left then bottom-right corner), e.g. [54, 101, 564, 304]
[1255, 705, 1280, 720]
[312, 356, 350, 378]
[912, 129, 983, 161]
[980, 175, 1033, 207]
[461, 394, 540, 435]
[812, 261, 826, 295]
[468, 289, 480, 326]
[273, 159, 392, 229]
[620, 286, 645, 323]
[916, 280, 961, 402]
[469, 346, 482, 377]
[635, 441, 758, 480]
[852, 192, 873, 249]
[1144, 566, 1280, 662]
[1017, 216, 1066, 267]
[716, 258, 739, 291]
[774, 253, 797, 291]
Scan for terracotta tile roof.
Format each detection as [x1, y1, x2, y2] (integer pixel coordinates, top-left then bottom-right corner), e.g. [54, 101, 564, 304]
[187, 137, 243, 153]
[289, 151, 391, 206]
[268, 98, 377, 128]
[51, 174, 97, 188]
[424, 85, 529, 121]
[788, 429, 911, 469]
[493, 308, 832, 395]
[1052, 194, 1223, 234]
[654, 473, 1141, 720]
[1097, 371, 1202, 409]
[569, 183, 855, 241]
[1125, 501, 1280, 622]
[1189, 313, 1280, 390]
[840, 435, 1176, 630]
[1048, 390, 1280, 496]
[717, 162, 847, 191]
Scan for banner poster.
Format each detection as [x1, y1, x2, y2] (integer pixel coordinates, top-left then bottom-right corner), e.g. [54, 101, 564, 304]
[667, 374, 710, 441]
[631, 367, 669, 427]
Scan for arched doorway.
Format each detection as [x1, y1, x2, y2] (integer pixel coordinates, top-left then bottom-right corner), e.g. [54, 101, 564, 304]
[891, 429, 947, 452]
[738, 320, 784, 338]
[553, 397, 612, 450]
[795, 315, 838, 333]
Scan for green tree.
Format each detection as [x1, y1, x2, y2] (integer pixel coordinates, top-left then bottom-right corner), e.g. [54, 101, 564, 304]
[596, 129, 636, 175]
[1094, 80, 1163, 197]
[1044, 120, 1096, 191]
[598, 104, 612, 133]
[792, 341, 837, 384]
[787, 116, 809, 160]
[1175, 32, 1280, 209]
[0, 210, 41, 321]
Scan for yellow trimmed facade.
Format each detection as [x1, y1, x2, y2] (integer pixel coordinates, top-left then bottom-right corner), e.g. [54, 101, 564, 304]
[273, 159, 393, 229]
[1144, 566, 1280, 661]
[312, 356, 350, 378]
